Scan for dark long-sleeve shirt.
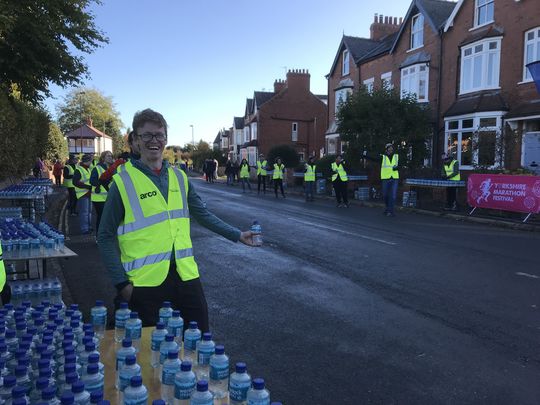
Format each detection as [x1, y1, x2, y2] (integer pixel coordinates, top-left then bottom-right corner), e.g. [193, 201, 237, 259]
[97, 159, 241, 289]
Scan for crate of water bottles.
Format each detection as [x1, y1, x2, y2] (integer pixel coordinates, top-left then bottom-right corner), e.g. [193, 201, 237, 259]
[0, 218, 65, 259]
[0, 184, 47, 199]
[0, 208, 23, 220]
[22, 179, 53, 187]
[9, 278, 64, 307]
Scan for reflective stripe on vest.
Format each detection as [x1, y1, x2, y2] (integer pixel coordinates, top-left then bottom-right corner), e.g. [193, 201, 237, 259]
[444, 160, 460, 181]
[380, 154, 399, 180]
[91, 165, 107, 202]
[74, 166, 91, 199]
[113, 165, 198, 286]
[240, 164, 249, 178]
[273, 164, 284, 179]
[305, 164, 316, 181]
[0, 244, 5, 293]
[63, 165, 74, 188]
[257, 160, 267, 176]
[331, 163, 348, 181]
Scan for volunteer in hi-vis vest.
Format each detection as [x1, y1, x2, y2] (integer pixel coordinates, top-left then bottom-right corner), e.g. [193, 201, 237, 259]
[363, 143, 399, 216]
[441, 153, 460, 211]
[239, 158, 252, 193]
[331, 154, 349, 207]
[90, 151, 114, 235]
[63, 155, 79, 216]
[96, 108, 258, 328]
[304, 156, 316, 202]
[256, 154, 268, 194]
[73, 155, 93, 234]
[272, 157, 286, 198]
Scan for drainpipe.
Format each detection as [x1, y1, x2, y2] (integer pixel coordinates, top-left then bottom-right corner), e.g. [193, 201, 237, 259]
[435, 27, 444, 169]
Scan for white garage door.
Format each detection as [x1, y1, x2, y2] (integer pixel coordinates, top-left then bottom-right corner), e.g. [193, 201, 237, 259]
[522, 132, 540, 174]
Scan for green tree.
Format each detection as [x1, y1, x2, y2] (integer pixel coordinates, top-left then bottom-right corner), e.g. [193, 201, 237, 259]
[337, 87, 431, 169]
[0, 0, 108, 104]
[44, 123, 68, 162]
[267, 144, 300, 168]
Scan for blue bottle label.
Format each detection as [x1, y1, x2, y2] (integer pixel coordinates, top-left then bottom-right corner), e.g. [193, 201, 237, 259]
[229, 381, 250, 401]
[210, 363, 229, 381]
[119, 373, 133, 391]
[115, 319, 126, 328]
[247, 399, 270, 405]
[170, 325, 182, 337]
[197, 349, 212, 365]
[185, 337, 197, 350]
[162, 368, 176, 385]
[125, 327, 141, 340]
[159, 315, 171, 324]
[151, 339, 161, 351]
[174, 381, 196, 400]
[92, 314, 106, 325]
[124, 396, 147, 405]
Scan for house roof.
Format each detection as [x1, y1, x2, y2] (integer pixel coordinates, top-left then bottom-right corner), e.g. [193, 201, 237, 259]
[316, 94, 328, 101]
[444, 92, 509, 117]
[213, 133, 221, 144]
[253, 91, 275, 110]
[245, 98, 253, 117]
[328, 35, 380, 76]
[390, 0, 456, 53]
[399, 50, 431, 68]
[505, 99, 540, 120]
[233, 117, 244, 129]
[65, 124, 112, 140]
[459, 25, 504, 47]
[443, 0, 464, 32]
[358, 32, 398, 63]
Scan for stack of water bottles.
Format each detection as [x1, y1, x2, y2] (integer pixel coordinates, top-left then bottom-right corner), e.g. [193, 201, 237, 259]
[0, 208, 23, 220]
[10, 278, 64, 307]
[0, 185, 46, 199]
[113, 300, 280, 405]
[0, 218, 65, 259]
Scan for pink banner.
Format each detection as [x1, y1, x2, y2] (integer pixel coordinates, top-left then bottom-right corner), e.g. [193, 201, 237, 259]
[467, 174, 540, 214]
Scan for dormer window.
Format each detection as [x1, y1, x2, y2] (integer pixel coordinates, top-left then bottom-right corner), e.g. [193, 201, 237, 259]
[342, 50, 350, 76]
[410, 14, 424, 49]
[475, 0, 494, 27]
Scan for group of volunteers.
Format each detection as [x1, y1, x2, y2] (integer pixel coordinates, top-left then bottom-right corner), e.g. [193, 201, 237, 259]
[236, 155, 286, 198]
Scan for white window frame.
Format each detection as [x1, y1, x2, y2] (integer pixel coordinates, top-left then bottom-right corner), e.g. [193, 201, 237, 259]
[474, 0, 494, 28]
[381, 72, 393, 90]
[250, 122, 257, 140]
[326, 134, 338, 155]
[400, 63, 429, 102]
[363, 77, 375, 94]
[292, 122, 298, 142]
[334, 88, 352, 114]
[342, 50, 350, 76]
[243, 127, 250, 143]
[410, 14, 424, 50]
[444, 112, 504, 170]
[460, 38, 501, 94]
[523, 27, 540, 82]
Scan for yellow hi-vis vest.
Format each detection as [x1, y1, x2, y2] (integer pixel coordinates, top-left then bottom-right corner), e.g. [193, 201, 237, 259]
[273, 164, 284, 180]
[91, 165, 107, 202]
[381, 154, 399, 180]
[63, 165, 74, 188]
[113, 164, 198, 287]
[74, 165, 91, 199]
[305, 164, 316, 181]
[444, 160, 460, 181]
[331, 163, 348, 181]
[0, 244, 5, 294]
[257, 160, 267, 176]
[240, 163, 250, 179]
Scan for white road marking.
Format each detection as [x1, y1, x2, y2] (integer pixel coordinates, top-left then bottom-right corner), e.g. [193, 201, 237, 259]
[287, 217, 397, 246]
[515, 272, 540, 279]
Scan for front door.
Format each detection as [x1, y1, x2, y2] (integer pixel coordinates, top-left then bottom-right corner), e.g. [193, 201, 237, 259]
[522, 131, 540, 174]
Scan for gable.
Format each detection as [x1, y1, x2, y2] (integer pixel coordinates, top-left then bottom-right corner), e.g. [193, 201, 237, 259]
[327, 36, 380, 76]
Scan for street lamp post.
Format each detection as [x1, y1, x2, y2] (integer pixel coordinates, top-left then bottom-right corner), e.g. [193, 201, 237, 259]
[190, 124, 194, 149]
[78, 90, 86, 155]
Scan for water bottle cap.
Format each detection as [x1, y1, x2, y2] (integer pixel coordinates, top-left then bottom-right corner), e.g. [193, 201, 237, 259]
[15, 322, 26, 330]
[60, 391, 75, 405]
[65, 310, 74, 317]
[82, 336, 93, 345]
[215, 344, 225, 355]
[36, 376, 49, 389]
[54, 304, 64, 310]
[66, 371, 79, 384]
[88, 353, 100, 363]
[37, 359, 50, 370]
[69, 321, 79, 328]
[64, 362, 76, 374]
[84, 330, 95, 337]
[12, 385, 27, 398]
[26, 326, 37, 335]
[71, 381, 85, 393]
[39, 367, 52, 378]
[11, 398, 26, 405]
[65, 354, 77, 365]
[156, 322, 165, 330]
[196, 380, 208, 392]
[85, 342, 96, 352]
[172, 310, 181, 317]
[55, 318, 64, 326]
[180, 361, 192, 371]
[129, 312, 139, 319]
[165, 334, 174, 341]
[3, 375, 16, 387]
[21, 300, 31, 308]
[122, 338, 132, 347]
[41, 300, 50, 307]
[15, 348, 26, 358]
[152, 400, 166, 405]
[5, 329, 16, 338]
[87, 363, 99, 374]
[21, 333, 32, 342]
[90, 390, 103, 403]
[97, 401, 110, 405]
[253, 378, 265, 389]
[119, 302, 128, 309]
[4, 304, 13, 310]
[130, 375, 142, 387]
[202, 332, 212, 341]
[162, 301, 171, 308]
[41, 350, 54, 360]
[63, 332, 75, 341]
[253, 220, 259, 225]
[42, 336, 53, 345]
[62, 339, 74, 349]
[83, 323, 93, 332]
[95, 300, 104, 307]
[70, 304, 79, 311]
[14, 365, 27, 376]
[167, 350, 178, 359]
[17, 356, 30, 366]
[42, 386, 57, 400]
[189, 321, 198, 329]
[125, 354, 136, 365]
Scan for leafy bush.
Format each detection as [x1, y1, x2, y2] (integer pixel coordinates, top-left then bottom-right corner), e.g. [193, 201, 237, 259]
[267, 144, 299, 168]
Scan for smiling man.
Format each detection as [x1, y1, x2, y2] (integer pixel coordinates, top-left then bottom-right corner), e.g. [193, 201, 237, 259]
[97, 108, 256, 329]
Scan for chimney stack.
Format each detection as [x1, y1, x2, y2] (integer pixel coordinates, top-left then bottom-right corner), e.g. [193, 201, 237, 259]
[286, 69, 311, 93]
[370, 12, 402, 41]
[274, 79, 286, 93]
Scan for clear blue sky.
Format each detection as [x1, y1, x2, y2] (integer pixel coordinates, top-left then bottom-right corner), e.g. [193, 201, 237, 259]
[44, 0, 413, 147]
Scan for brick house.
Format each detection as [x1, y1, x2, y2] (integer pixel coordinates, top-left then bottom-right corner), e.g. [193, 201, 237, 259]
[228, 117, 244, 162]
[440, 0, 540, 172]
[213, 129, 230, 155]
[65, 118, 113, 155]
[240, 70, 328, 166]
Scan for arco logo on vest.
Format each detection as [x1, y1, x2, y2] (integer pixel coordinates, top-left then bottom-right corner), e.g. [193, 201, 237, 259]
[140, 191, 158, 199]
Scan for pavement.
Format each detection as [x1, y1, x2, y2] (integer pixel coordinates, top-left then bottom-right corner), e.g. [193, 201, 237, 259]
[46, 177, 540, 404]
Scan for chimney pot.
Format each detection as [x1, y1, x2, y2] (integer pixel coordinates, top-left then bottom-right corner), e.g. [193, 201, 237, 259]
[384, 16, 388, 24]
[374, 13, 378, 22]
[399, 17, 403, 24]
[379, 15, 383, 23]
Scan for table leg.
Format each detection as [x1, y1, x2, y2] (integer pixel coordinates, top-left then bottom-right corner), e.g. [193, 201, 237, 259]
[42, 259, 47, 279]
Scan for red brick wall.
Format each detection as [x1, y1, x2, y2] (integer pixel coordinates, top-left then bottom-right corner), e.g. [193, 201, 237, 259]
[327, 46, 360, 126]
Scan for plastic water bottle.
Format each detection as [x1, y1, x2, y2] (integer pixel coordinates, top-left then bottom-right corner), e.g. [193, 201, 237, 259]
[57, 363, 77, 393]
[190, 380, 213, 405]
[41, 385, 61, 405]
[115, 339, 136, 380]
[86, 354, 104, 376]
[150, 323, 168, 369]
[59, 372, 79, 397]
[167, 311, 183, 347]
[161, 350, 181, 404]
[251, 221, 262, 246]
[123, 376, 148, 405]
[209, 345, 229, 400]
[124, 313, 142, 353]
[69, 305, 82, 322]
[118, 355, 141, 393]
[89, 390, 103, 404]
[71, 380, 90, 404]
[247, 378, 270, 405]
[38, 367, 56, 393]
[77, 337, 93, 358]
[31, 376, 50, 403]
[90, 301, 107, 339]
[173, 361, 196, 405]
[159, 335, 178, 367]
[11, 385, 29, 404]
[14, 365, 32, 393]
[79, 343, 99, 369]
[158, 302, 173, 326]
[83, 331, 99, 352]
[82, 364, 103, 394]
[195, 333, 215, 381]
[229, 362, 252, 405]
[0, 375, 16, 401]
[183, 322, 201, 364]
[114, 303, 130, 343]
[60, 391, 75, 405]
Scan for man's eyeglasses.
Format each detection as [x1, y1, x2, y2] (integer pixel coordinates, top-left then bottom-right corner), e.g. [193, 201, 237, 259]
[138, 132, 167, 142]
